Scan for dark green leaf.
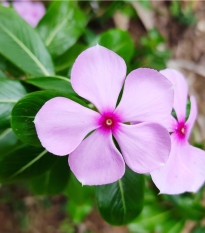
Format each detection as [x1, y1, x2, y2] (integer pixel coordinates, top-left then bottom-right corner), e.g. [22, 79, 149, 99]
[11, 90, 87, 147]
[0, 145, 57, 182]
[0, 128, 19, 155]
[0, 79, 27, 128]
[55, 43, 86, 73]
[25, 76, 75, 95]
[95, 167, 144, 225]
[0, 6, 54, 76]
[29, 156, 70, 195]
[37, 1, 87, 57]
[98, 29, 135, 64]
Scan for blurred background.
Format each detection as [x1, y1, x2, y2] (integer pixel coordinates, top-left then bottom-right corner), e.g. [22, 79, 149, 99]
[0, 0, 205, 233]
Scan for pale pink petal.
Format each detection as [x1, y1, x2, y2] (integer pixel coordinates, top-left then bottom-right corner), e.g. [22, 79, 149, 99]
[160, 69, 188, 122]
[34, 97, 100, 156]
[115, 68, 173, 128]
[13, 1, 45, 27]
[113, 123, 171, 173]
[151, 140, 205, 194]
[2, 1, 9, 7]
[186, 96, 198, 139]
[71, 45, 127, 112]
[68, 129, 125, 185]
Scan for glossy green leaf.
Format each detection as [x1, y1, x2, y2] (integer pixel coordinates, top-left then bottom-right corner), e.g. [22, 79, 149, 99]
[11, 90, 86, 147]
[0, 145, 57, 183]
[0, 6, 54, 76]
[98, 29, 135, 63]
[37, 1, 87, 57]
[0, 79, 27, 128]
[55, 43, 86, 73]
[29, 156, 70, 195]
[95, 167, 144, 225]
[0, 128, 19, 155]
[25, 76, 75, 95]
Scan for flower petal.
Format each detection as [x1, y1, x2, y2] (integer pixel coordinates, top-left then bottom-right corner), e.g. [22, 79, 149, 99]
[13, 1, 45, 27]
[151, 139, 205, 194]
[160, 68, 188, 122]
[115, 68, 173, 127]
[68, 129, 125, 185]
[114, 123, 171, 173]
[186, 96, 197, 139]
[34, 97, 100, 156]
[71, 45, 127, 112]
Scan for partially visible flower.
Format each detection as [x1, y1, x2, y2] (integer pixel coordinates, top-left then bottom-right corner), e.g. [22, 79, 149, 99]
[2, 0, 45, 27]
[34, 45, 173, 186]
[2, 1, 9, 7]
[151, 69, 205, 194]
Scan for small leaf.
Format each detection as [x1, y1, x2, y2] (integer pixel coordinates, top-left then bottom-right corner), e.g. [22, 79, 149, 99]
[0, 145, 57, 182]
[98, 29, 135, 64]
[0, 6, 54, 76]
[37, 1, 87, 57]
[0, 79, 27, 129]
[0, 128, 19, 155]
[29, 156, 70, 195]
[55, 43, 86, 73]
[95, 167, 144, 225]
[11, 90, 87, 147]
[25, 76, 75, 95]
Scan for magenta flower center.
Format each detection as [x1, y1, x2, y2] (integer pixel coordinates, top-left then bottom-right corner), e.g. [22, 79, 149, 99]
[98, 112, 121, 132]
[174, 121, 187, 140]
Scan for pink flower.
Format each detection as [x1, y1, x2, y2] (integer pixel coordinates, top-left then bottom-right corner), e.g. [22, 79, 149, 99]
[2, 1, 45, 27]
[151, 69, 205, 194]
[34, 45, 173, 185]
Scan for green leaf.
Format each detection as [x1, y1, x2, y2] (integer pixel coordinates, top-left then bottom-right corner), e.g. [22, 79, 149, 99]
[0, 145, 57, 182]
[64, 173, 94, 223]
[191, 226, 205, 233]
[163, 194, 205, 220]
[98, 29, 135, 64]
[25, 76, 75, 95]
[95, 167, 144, 225]
[0, 69, 7, 78]
[11, 90, 87, 147]
[0, 128, 19, 155]
[37, 1, 87, 57]
[0, 6, 54, 76]
[29, 156, 70, 195]
[55, 43, 86, 73]
[0, 79, 27, 129]
[128, 207, 183, 233]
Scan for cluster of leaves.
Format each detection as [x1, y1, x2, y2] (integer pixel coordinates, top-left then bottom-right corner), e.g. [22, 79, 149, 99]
[170, 0, 196, 26]
[0, 1, 204, 230]
[0, 1, 144, 226]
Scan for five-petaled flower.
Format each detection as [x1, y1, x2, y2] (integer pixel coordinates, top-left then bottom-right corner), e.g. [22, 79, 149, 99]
[34, 45, 173, 185]
[151, 69, 205, 194]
